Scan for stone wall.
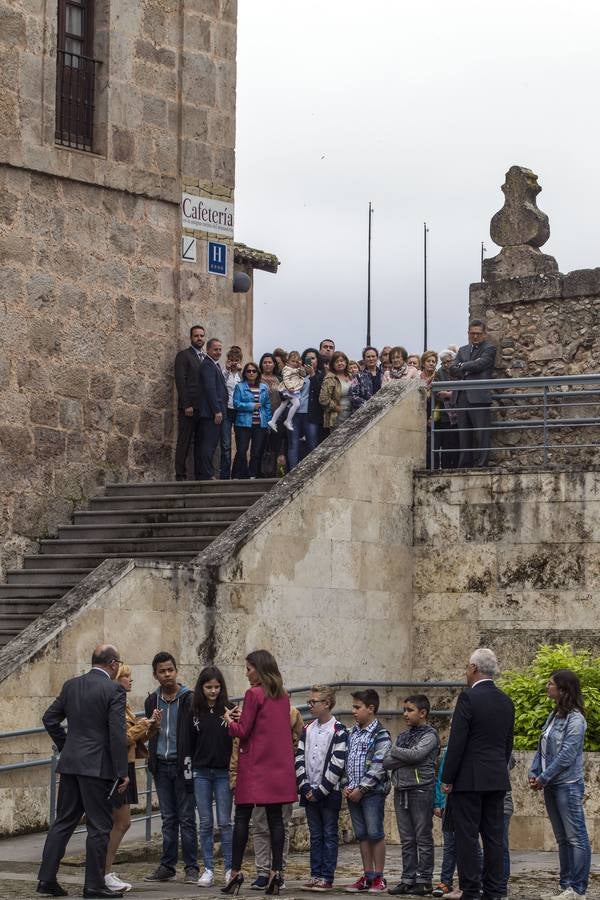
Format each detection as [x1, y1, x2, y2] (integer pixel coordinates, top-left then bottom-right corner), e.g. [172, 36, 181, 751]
[470, 270, 600, 378]
[0, 378, 426, 833]
[413, 468, 600, 677]
[0, 0, 270, 578]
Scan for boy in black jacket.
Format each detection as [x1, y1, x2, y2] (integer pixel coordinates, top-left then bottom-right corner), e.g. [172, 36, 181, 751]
[143, 652, 198, 884]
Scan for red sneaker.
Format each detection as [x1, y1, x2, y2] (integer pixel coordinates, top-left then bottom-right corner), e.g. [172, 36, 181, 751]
[368, 876, 388, 893]
[346, 875, 372, 893]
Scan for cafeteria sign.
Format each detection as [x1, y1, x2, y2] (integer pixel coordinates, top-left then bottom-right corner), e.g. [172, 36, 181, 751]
[181, 193, 234, 238]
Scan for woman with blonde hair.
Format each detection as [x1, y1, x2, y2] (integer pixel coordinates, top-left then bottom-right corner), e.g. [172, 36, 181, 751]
[104, 663, 160, 894]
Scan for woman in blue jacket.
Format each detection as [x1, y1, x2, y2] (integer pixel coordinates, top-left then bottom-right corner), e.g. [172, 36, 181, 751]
[529, 669, 590, 900]
[232, 363, 271, 479]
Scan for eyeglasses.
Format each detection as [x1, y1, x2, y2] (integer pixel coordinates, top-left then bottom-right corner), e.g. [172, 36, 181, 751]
[246, 368, 257, 373]
[307, 699, 325, 707]
[110, 658, 122, 665]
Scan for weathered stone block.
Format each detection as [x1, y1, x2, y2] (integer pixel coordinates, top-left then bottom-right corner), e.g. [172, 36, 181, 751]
[51, 366, 89, 399]
[135, 39, 176, 68]
[184, 14, 212, 52]
[112, 126, 135, 163]
[30, 396, 59, 427]
[0, 6, 27, 47]
[90, 373, 116, 401]
[142, 94, 167, 128]
[182, 51, 217, 106]
[33, 426, 65, 458]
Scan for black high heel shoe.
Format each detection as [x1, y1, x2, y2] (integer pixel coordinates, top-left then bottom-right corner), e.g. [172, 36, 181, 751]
[222, 873, 244, 895]
[265, 873, 282, 896]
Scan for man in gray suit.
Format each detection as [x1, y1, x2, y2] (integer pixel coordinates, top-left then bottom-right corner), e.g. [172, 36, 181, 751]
[449, 320, 497, 468]
[37, 645, 129, 899]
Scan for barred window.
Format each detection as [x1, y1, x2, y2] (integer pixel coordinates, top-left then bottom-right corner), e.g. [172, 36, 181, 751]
[55, 0, 97, 151]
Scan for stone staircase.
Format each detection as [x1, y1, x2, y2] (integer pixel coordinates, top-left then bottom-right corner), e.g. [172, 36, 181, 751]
[0, 478, 277, 646]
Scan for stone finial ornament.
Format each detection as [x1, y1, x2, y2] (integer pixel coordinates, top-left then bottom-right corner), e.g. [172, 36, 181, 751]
[483, 165, 558, 282]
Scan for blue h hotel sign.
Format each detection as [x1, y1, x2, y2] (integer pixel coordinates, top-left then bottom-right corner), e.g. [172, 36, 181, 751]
[207, 240, 228, 277]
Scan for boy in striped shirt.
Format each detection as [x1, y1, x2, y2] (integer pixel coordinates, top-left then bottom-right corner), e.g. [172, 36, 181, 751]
[296, 685, 349, 891]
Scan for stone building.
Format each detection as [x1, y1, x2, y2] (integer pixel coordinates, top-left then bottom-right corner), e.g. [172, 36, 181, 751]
[0, 0, 278, 575]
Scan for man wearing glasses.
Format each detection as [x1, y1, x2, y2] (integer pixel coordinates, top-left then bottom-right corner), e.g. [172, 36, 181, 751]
[38, 645, 129, 898]
[449, 320, 497, 468]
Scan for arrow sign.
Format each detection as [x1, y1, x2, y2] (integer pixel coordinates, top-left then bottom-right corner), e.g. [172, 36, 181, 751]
[181, 236, 197, 262]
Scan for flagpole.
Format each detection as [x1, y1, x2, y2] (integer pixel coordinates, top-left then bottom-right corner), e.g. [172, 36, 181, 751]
[366, 202, 373, 345]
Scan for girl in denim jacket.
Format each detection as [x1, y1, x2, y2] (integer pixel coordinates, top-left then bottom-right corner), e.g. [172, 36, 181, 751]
[528, 669, 590, 900]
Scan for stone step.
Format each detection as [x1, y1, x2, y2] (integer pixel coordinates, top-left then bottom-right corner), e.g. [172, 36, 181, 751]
[0, 598, 57, 615]
[88, 490, 265, 511]
[0, 613, 39, 631]
[56, 521, 234, 541]
[0, 583, 70, 599]
[38, 536, 216, 556]
[103, 479, 277, 497]
[5, 568, 88, 586]
[22, 551, 200, 570]
[73, 506, 248, 526]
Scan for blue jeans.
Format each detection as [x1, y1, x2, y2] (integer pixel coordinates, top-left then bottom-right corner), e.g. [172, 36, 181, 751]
[305, 797, 341, 883]
[287, 413, 309, 470]
[440, 830, 483, 887]
[304, 420, 323, 454]
[544, 781, 591, 896]
[347, 791, 386, 842]
[154, 760, 198, 874]
[220, 409, 235, 479]
[193, 767, 233, 871]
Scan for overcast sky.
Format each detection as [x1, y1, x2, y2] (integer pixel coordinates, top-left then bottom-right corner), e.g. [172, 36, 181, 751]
[235, 0, 600, 361]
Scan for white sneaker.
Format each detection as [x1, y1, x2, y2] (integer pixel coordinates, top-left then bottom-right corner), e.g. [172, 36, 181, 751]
[224, 870, 232, 885]
[268, 420, 278, 432]
[547, 890, 585, 900]
[284, 420, 294, 431]
[105, 872, 132, 892]
[198, 869, 215, 887]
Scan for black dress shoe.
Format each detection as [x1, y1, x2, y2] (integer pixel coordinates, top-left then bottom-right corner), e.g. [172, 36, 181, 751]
[82, 889, 123, 899]
[37, 883, 68, 897]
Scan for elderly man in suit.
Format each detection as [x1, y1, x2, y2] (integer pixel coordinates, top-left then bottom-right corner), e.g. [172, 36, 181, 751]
[197, 338, 228, 480]
[37, 645, 129, 899]
[442, 648, 515, 900]
[174, 324, 206, 481]
[449, 320, 497, 468]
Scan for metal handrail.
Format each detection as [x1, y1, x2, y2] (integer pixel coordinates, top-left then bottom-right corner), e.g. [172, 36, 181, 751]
[429, 372, 600, 471]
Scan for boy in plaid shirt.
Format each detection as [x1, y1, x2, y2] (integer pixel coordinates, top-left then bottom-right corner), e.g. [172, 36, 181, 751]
[343, 690, 392, 894]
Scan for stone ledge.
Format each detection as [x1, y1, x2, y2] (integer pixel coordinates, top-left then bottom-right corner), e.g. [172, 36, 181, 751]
[470, 267, 600, 308]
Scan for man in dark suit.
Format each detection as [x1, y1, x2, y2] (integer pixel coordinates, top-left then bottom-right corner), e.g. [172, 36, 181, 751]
[449, 320, 497, 467]
[197, 338, 228, 480]
[174, 324, 206, 481]
[442, 648, 515, 900]
[37, 645, 129, 899]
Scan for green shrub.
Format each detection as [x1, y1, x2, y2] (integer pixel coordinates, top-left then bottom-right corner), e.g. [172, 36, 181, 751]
[498, 643, 600, 751]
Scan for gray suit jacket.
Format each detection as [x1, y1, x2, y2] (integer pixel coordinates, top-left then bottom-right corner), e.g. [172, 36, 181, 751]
[448, 340, 497, 403]
[42, 669, 128, 780]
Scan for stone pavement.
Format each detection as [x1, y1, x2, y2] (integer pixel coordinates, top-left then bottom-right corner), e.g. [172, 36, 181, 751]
[0, 839, 599, 900]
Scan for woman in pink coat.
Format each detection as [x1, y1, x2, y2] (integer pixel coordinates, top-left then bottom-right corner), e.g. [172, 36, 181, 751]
[222, 650, 297, 896]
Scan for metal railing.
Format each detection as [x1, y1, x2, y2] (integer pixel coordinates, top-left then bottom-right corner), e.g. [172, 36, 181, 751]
[430, 373, 600, 471]
[55, 50, 98, 151]
[0, 680, 464, 840]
